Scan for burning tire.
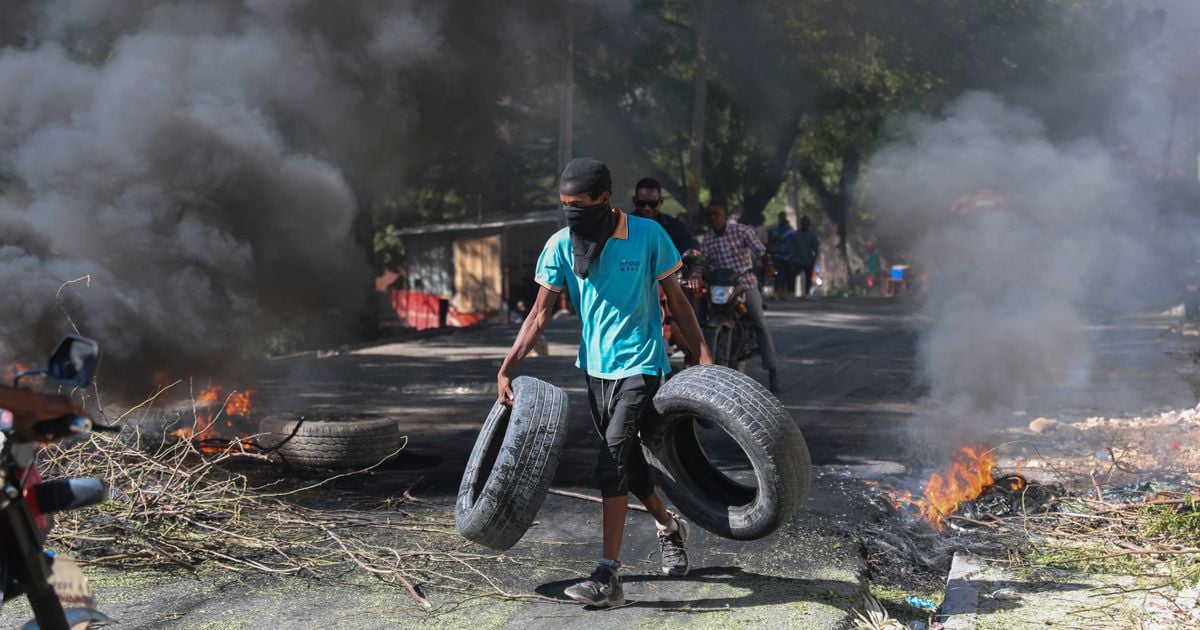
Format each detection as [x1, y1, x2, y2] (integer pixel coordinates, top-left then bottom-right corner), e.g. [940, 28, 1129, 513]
[455, 377, 569, 551]
[643, 364, 811, 540]
[259, 416, 403, 469]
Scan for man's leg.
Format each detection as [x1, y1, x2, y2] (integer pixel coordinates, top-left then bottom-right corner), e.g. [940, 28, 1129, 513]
[573, 374, 693, 601]
[601, 496, 629, 563]
[614, 376, 693, 577]
[745, 288, 777, 371]
[590, 375, 667, 563]
[564, 376, 627, 607]
[640, 489, 673, 524]
[744, 288, 779, 392]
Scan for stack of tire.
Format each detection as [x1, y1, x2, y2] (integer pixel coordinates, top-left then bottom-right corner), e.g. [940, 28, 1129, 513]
[456, 365, 811, 550]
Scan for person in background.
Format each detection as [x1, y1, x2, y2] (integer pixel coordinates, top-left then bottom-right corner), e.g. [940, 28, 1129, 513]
[864, 242, 881, 292]
[769, 212, 796, 298]
[633, 177, 703, 361]
[510, 298, 530, 324]
[631, 177, 698, 256]
[695, 202, 780, 392]
[793, 216, 820, 298]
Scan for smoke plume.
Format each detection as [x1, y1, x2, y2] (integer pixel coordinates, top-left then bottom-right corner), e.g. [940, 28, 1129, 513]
[863, 1, 1200, 430]
[0, 1, 525, 376]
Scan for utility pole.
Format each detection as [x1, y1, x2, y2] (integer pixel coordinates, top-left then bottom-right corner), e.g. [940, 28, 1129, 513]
[686, 0, 711, 225]
[557, 6, 575, 177]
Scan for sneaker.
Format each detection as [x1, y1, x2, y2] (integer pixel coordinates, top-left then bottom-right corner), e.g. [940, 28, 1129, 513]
[658, 514, 690, 576]
[564, 564, 624, 608]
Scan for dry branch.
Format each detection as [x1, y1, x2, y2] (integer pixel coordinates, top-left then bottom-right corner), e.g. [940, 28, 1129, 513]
[38, 402, 517, 612]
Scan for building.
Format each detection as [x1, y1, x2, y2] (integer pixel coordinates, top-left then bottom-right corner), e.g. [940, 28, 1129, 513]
[385, 211, 562, 329]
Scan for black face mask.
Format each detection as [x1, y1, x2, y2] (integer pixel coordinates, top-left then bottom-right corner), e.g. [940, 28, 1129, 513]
[563, 201, 615, 279]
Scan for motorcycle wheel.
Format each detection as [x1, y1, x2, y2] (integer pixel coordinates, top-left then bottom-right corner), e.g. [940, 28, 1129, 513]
[711, 326, 740, 371]
[730, 325, 750, 373]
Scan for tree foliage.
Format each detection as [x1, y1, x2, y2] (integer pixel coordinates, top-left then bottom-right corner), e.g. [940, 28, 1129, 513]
[367, 0, 1146, 270]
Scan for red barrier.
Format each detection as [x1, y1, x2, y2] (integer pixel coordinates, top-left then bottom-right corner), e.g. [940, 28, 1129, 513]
[390, 290, 441, 330]
[390, 290, 494, 329]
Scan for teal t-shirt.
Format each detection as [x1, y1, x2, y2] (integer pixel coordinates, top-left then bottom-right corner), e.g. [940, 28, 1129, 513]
[536, 210, 683, 379]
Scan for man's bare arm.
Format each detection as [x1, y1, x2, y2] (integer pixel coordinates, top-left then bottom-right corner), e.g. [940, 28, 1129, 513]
[497, 286, 559, 402]
[661, 274, 712, 366]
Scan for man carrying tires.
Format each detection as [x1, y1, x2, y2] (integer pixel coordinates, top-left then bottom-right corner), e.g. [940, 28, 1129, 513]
[497, 157, 713, 608]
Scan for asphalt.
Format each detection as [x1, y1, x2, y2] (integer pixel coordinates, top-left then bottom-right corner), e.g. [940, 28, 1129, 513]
[3, 296, 1192, 629]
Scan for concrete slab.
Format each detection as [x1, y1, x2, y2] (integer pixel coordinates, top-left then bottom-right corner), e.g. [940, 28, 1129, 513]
[935, 556, 1178, 630]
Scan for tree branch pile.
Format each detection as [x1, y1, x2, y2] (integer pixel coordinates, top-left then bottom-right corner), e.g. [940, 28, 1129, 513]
[36, 418, 525, 611]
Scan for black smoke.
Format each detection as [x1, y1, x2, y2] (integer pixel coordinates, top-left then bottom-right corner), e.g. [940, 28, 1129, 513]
[0, 1, 564, 378]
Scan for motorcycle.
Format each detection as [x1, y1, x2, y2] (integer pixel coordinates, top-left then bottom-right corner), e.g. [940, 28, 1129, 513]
[1, 336, 113, 630]
[704, 268, 757, 373]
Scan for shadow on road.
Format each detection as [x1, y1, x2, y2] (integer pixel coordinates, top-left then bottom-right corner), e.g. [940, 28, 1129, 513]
[534, 565, 857, 611]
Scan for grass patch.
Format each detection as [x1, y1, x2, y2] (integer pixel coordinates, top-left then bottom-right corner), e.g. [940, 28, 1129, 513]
[1141, 498, 1200, 545]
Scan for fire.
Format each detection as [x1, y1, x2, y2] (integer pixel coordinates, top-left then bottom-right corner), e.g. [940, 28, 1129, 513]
[171, 385, 256, 454]
[888, 444, 1024, 530]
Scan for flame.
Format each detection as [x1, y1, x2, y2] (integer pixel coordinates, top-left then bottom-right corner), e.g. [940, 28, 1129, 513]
[171, 385, 256, 454]
[888, 444, 1009, 530]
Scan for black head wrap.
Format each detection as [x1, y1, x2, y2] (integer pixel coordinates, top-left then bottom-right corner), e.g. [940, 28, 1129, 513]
[559, 158, 616, 279]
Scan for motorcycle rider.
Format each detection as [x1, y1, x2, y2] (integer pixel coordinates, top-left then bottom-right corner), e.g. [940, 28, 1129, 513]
[693, 201, 780, 392]
[497, 158, 712, 608]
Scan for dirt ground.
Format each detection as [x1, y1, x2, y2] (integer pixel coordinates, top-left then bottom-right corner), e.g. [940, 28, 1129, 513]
[3, 297, 1197, 629]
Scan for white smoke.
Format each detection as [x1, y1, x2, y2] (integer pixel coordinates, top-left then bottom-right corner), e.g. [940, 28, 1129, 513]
[863, 1, 1200, 423]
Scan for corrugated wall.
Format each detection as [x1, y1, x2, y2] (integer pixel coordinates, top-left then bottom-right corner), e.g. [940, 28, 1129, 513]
[454, 234, 502, 312]
[404, 235, 453, 296]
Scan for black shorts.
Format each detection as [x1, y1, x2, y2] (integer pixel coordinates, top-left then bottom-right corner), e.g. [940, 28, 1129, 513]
[585, 373, 661, 500]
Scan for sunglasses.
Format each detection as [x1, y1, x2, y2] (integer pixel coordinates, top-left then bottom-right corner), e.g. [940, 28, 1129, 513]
[633, 199, 662, 209]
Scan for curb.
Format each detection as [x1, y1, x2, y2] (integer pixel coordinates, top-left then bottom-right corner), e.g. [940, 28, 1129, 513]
[941, 552, 986, 629]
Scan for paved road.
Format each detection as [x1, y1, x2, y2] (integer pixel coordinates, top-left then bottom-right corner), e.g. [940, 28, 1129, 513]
[5, 296, 1191, 628]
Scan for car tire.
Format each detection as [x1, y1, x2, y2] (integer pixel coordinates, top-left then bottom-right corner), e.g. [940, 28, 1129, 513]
[643, 364, 811, 540]
[259, 416, 403, 469]
[456, 376, 569, 551]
